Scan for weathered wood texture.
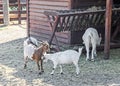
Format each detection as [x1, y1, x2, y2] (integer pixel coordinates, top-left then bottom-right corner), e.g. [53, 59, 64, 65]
[28, 0, 106, 46]
[0, 0, 3, 23]
[71, 0, 106, 9]
[104, 0, 112, 59]
[0, 0, 2, 10]
[0, 3, 26, 24]
[28, 0, 70, 46]
[44, 8, 120, 49]
[3, 0, 9, 25]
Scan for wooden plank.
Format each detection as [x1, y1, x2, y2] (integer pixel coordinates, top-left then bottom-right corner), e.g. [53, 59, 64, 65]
[29, 0, 68, 2]
[9, 3, 26, 6]
[30, 29, 68, 41]
[30, 23, 69, 36]
[29, 11, 45, 16]
[29, 15, 48, 22]
[30, 26, 69, 38]
[29, 8, 44, 13]
[10, 11, 26, 14]
[29, 4, 68, 10]
[30, 19, 49, 26]
[30, 34, 69, 47]
[3, 0, 9, 25]
[29, 1, 69, 7]
[30, 30, 69, 43]
[104, 0, 112, 59]
[18, 0, 21, 24]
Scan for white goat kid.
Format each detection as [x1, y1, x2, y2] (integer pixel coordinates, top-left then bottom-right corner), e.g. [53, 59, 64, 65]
[43, 47, 83, 75]
[82, 27, 102, 61]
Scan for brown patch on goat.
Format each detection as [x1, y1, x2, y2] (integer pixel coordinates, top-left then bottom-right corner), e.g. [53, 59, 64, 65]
[32, 41, 49, 74]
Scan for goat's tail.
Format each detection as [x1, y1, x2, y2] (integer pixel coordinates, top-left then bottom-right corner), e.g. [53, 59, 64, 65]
[78, 47, 83, 57]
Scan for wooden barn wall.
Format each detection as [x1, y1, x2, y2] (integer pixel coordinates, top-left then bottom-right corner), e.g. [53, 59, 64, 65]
[0, 0, 3, 24]
[28, 0, 106, 45]
[72, 0, 106, 9]
[0, 0, 2, 10]
[28, 0, 71, 46]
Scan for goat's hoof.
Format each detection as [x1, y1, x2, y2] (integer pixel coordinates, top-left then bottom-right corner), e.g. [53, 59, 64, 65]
[24, 67, 26, 69]
[60, 72, 63, 75]
[86, 59, 90, 61]
[50, 73, 54, 75]
[24, 65, 27, 69]
[91, 59, 95, 62]
[39, 72, 42, 75]
[41, 70, 44, 73]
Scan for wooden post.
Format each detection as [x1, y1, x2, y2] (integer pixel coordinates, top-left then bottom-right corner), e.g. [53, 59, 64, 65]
[26, 0, 30, 37]
[104, 0, 112, 59]
[18, 0, 21, 24]
[2, 0, 9, 25]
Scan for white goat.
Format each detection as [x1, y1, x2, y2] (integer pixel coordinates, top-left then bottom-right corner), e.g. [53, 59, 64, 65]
[82, 27, 102, 61]
[43, 47, 83, 75]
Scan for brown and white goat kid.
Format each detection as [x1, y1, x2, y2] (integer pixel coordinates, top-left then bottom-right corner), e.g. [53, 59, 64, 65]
[82, 27, 102, 61]
[24, 37, 49, 74]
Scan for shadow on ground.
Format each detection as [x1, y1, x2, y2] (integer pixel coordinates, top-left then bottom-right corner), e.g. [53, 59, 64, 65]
[0, 38, 120, 86]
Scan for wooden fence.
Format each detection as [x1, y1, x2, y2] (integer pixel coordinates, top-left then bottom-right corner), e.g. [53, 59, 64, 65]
[0, 0, 3, 23]
[0, 2, 26, 24]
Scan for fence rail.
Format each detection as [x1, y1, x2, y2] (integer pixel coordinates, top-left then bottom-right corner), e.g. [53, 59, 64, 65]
[0, 3, 26, 24]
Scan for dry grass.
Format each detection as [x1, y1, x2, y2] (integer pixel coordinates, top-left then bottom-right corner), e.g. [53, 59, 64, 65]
[0, 25, 120, 86]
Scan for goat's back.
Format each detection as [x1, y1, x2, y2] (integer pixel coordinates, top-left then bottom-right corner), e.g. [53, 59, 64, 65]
[82, 28, 100, 43]
[24, 37, 38, 47]
[46, 50, 80, 64]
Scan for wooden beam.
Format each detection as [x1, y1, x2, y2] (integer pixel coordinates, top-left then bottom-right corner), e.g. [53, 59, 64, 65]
[27, 0, 30, 37]
[104, 0, 112, 59]
[18, 0, 21, 24]
[2, 0, 9, 25]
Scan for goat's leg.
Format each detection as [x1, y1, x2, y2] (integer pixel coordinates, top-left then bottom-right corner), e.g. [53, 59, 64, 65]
[91, 44, 96, 61]
[73, 61, 79, 74]
[85, 43, 90, 61]
[40, 60, 44, 73]
[24, 57, 28, 69]
[59, 65, 63, 74]
[94, 49, 97, 57]
[36, 61, 42, 75]
[51, 63, 57, 75]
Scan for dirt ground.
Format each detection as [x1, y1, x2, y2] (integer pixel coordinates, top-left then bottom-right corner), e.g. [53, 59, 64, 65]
[0, 24, 120, 86]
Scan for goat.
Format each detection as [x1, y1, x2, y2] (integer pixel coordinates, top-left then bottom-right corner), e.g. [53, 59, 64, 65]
[24, 38, 49, 74]
[43, 47, 83, 75]
[24, 37, 38, 47]
[82, 27, 102, 61]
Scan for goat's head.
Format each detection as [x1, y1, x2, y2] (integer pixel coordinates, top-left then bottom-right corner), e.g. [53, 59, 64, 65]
[97, 34, 102, 45]
[40, 41, 50, 53]
[42, 53, 49, 62]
